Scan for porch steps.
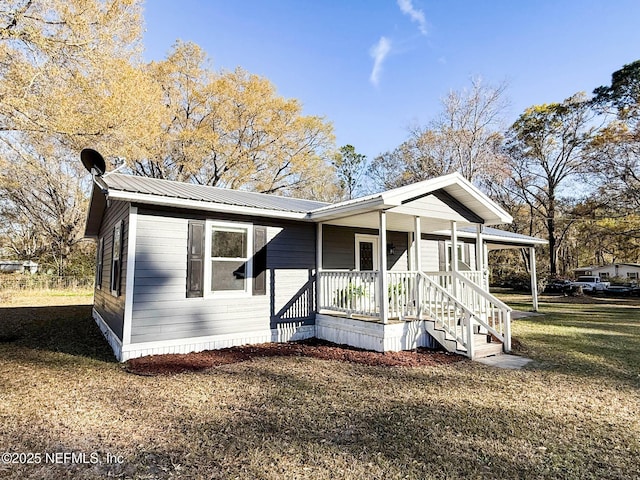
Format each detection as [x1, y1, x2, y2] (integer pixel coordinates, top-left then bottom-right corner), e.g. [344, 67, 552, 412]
[421, 317, 504, 359]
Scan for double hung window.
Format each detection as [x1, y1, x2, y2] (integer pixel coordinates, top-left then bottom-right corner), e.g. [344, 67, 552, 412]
[210, 226, 250, 293]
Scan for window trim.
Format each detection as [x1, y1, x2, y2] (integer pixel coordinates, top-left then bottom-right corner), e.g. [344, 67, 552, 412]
[204, 220, 253, 298]
[354, 234, 379, 271]
[96, 237, 104, 290]
[110, 220, 124, 297]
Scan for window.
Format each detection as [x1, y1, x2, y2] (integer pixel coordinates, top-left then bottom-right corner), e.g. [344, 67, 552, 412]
[186, 221, 205, 298]
[110, 221, 123, 296]
[96, 237, 104, 289]
[628, 272, 638, 280]
[599, 272, 609, 280]
[210, 224, 252, 294]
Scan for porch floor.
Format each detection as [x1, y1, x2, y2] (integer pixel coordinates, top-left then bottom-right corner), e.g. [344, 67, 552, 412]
[317, 309, 407, 325]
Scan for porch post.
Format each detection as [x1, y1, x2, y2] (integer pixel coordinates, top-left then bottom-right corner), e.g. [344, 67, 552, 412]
[316, 223, 323, 313]
[379, 211, 389, 324]
[529, 246, 539, 312]
[450, 220, 458, 298]
[414, 216, 422, 272]
[483, 243, 490, 291]
[414, 216, 422, 319]
[475, 224, 483, 272]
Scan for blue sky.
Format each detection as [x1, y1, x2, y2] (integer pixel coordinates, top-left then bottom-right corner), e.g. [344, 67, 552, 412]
[142, 0, 640, 162]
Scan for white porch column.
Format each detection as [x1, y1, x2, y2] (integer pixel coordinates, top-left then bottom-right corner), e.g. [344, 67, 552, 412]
[414, 216, 422, 272]
[483, 243, 490, 291]
[475, 224, 484, 271]
[529, 246, 539, 312]
[450, 220, 458, 298]
[379, 211, 389, 324]
[414, 216, 423, 319]
[316, 223, 323, 313]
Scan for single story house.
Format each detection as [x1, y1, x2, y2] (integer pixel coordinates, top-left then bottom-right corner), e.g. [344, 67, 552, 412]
[0, 260, 39, 274]
[84, 171, 545, 362]
[575, 263, 640, 282]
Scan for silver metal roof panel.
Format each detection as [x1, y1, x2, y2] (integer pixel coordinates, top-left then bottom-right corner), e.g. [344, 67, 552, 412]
[103, 173, 329, 213]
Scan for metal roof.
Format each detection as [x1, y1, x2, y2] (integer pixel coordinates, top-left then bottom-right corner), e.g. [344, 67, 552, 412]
[85, 173, 545, 248]
[103, 173, 329, 213]
[458, 226, 548, 245]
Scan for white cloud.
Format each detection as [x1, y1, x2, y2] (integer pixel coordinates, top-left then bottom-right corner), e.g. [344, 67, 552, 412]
[369, 36, 391, 86]
[397, 0, 427, 35]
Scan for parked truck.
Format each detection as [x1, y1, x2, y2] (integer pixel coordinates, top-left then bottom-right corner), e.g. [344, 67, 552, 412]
[572, 276, 610, 293]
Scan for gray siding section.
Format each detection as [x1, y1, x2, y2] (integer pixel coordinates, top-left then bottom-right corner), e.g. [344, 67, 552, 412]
[322, 225, 408, 271]
[93, 200, 129, 340]
[130, 210, 316, 344]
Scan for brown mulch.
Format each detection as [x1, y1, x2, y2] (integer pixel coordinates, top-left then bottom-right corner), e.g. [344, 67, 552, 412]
[125, 338, 464, 376]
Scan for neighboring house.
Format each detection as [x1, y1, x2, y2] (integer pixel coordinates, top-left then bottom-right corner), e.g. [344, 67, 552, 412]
[84, 172, 545, 362]
[575, 264, 640, 282]
[0, 260, 38, 274]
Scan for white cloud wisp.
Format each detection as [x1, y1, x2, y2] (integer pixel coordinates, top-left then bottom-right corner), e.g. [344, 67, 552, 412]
[369, 36, 391, 86]
[397, 0, 427, 35]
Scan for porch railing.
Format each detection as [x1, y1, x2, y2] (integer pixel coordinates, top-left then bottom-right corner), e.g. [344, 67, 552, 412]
[318, 269, 512, 356]
[318, 270, 379, 317]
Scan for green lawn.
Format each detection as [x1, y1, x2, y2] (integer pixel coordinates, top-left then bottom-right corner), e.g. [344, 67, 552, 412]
[0, 292, 638, 479]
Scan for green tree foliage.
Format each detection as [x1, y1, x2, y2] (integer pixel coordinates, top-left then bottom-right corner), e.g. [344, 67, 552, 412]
[504, 93, 597, 276]
[332, 144, 366, 199]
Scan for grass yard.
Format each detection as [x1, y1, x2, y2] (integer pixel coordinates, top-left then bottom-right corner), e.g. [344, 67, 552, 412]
[0, 292, 639, 479]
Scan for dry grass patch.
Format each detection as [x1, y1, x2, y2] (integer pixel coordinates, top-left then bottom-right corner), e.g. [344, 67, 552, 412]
[0, 291, 639, 479]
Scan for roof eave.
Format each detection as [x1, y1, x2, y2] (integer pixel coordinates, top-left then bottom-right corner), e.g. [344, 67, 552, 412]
[309, 196, 387, 221]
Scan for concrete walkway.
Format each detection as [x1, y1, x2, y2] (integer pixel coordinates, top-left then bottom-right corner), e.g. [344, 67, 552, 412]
[511, 310, 544, 320]
[476, 354, 534, 369]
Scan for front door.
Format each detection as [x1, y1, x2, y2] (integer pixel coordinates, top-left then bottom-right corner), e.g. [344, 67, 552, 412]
[355, 234, 379, 271]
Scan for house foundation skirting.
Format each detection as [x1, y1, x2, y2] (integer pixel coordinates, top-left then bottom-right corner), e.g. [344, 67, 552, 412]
[93, 308, 436, 362]
[92, 308, 123, 360]
[315, 313, 436, 352]
[92, 312, 316, 362]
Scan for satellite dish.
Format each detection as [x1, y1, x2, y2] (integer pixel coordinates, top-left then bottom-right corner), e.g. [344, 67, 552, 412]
[80, 148, 106, 176]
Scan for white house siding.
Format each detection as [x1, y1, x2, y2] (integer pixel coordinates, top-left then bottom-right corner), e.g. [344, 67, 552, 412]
[580, 264, 640, 280]
[93, 199, 130, 340]
[420, 238, 439, 272]
[129, 211, 316, 345]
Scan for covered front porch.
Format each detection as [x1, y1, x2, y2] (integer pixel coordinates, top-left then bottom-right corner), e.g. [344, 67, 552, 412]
[308, 173, 541, 359]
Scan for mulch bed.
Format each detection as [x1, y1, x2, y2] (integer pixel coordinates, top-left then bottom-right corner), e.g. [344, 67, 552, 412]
[125, 338, 464, 376]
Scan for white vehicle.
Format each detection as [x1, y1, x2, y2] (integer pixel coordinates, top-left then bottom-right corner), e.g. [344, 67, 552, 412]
[573, 276, 610, 292]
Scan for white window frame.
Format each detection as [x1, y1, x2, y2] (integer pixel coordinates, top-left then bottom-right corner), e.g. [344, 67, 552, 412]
[204, 220, 253, 298]
[627, 272, 638, 280]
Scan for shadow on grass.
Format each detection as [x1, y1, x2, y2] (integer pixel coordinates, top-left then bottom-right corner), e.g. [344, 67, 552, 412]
[0, 304, 115, 363]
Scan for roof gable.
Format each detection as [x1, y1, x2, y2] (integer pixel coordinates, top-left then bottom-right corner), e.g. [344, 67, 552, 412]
[310, 172, 512, 226]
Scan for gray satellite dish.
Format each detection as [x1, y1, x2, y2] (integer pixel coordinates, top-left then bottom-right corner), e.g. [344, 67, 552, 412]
[80, 148, 106, 176]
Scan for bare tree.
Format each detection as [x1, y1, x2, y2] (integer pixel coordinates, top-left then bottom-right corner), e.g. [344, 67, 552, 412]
[369, 78, 509, 190]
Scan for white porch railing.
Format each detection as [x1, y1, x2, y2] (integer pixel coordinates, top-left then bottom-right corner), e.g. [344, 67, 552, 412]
[318, 269, 512, 357]
[318, 270, 380, 317]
